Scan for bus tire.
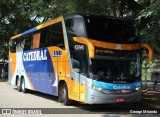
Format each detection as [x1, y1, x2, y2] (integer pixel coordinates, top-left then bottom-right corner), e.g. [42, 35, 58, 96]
[58, 83, 72, 106]
[58, 83, 64, 103]
[17, 77, 21, 92]
[21, 78, 28, 93]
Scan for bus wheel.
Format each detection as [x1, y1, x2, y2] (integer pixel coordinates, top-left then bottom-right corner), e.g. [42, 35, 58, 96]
[21, 78, 27, 93]
[59, 83, 72, 105]
[17, 78, 21, 92]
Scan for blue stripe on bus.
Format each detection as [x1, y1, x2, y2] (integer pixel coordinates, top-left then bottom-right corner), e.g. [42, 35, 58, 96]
[23, 48, 57, 96]
[22, 27, 37, 35]
[93, 80, 141, 90]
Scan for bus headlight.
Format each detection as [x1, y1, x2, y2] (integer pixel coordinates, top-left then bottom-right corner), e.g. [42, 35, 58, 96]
[91, 85, 103, 92]
[134, 86, 141, 91]
[90, 84, 141, 94]
[91, 85, 111, 93]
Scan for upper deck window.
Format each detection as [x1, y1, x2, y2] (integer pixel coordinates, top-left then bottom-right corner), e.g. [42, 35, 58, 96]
[84, 16, 136, 44]
[65, 18, 86, 38]
[40, 22, 65, 49]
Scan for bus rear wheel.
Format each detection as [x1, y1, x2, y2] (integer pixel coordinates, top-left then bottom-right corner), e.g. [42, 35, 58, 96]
[21, 78, 28, 93]
[17, 77, 21, 92]
[58, 83, 72, 106]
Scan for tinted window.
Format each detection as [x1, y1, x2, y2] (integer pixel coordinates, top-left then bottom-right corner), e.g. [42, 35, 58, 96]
[23, 34, 32, 50]
[9, 40, 17, 53]
[10, 22, 65, 52]
[40, 22, 65, 49]
[71, 50, 88, 76]
[31, 32, 40, 49]
[65, 18, 86, 52]
[10, 34, 32, 53]
[84, 16, 136, 44]
[65, 18, 85, 37]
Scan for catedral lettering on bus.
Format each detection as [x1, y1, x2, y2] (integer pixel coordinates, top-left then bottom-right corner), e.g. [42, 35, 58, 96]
[23, 50, 47, 61]
[8, 14, 154, 105]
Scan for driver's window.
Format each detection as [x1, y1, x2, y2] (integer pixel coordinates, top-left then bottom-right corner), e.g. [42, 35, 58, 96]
[71, 51, 88, 76]
[65, 18, 85, 37]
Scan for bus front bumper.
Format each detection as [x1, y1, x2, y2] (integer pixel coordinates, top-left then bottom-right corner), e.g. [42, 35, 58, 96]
[86, 87, 142, 104]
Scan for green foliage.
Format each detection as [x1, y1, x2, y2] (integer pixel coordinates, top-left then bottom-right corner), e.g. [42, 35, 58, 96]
[0, 0, 160, 61]
[137, 0, 160, 55]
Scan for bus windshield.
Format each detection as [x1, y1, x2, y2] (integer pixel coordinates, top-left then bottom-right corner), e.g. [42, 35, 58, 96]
[89, 50, 141, 83]
[84, 15, 136, 44]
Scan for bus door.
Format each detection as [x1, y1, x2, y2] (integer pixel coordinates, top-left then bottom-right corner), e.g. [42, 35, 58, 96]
[70, 44, 87, 102]
[79, 59, 87, 103]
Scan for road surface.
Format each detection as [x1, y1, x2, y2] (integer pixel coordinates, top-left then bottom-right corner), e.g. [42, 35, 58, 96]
[0, 82, 159, 117]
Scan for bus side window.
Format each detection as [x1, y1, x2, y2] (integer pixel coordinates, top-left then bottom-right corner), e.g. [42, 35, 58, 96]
[65, 18, 85, 38]
[9, 37, 26, 53]
[9, 40, 17, 53]
[71, 51, 88, 76]
[40, 22, 65, 49]
[31, 32, 40, 49]
[23, 34, 32, 51]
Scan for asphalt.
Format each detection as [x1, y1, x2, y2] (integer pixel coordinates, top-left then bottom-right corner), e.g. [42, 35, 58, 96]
[0, 80, 160, 117]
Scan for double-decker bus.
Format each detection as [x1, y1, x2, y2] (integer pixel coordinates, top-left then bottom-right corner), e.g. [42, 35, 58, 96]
[8, 14, 154, 105]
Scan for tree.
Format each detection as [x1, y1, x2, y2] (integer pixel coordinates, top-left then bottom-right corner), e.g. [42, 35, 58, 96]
[1, 0, 160, 61]
[137, 0, 160, 55]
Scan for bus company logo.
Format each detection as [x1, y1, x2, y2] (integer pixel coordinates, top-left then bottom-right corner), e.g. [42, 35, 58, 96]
[23, 49, 47, 61]
[135, 82, 141, 87]
[74, 45, 84, 51]
[113, 85, 131, 90]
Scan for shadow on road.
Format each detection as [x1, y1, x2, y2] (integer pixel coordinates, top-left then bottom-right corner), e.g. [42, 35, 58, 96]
[72, 102, 153, 113]
[13, 87, 160, 114]
[10, 81, 160, 114]
[13, 87, 59, 102]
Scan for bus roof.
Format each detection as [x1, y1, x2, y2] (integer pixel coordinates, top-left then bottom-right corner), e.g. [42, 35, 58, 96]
[64, 14, 133, 22]
[10, 16, 63, 40]
[10, 14, 133, 40]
